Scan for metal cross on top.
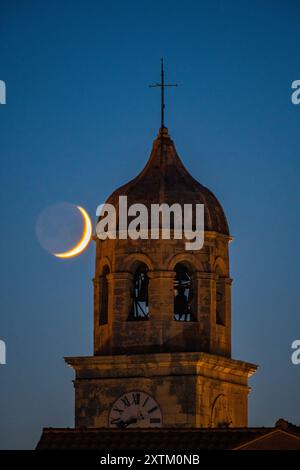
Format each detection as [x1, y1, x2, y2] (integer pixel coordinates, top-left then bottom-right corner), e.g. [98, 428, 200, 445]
[149, 58, 178, 130]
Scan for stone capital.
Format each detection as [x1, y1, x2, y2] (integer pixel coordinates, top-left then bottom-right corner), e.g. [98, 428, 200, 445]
[147, 270, 176, 280]
[106, 272, 133, 283]
[216, 277, 233, 286]
[192, 272, 218, 281]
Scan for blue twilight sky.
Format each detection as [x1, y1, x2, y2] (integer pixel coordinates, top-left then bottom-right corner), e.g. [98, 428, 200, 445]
[0, 0, 300, 449]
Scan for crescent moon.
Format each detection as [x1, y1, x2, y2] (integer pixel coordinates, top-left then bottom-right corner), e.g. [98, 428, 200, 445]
[54, 206, 92, 258]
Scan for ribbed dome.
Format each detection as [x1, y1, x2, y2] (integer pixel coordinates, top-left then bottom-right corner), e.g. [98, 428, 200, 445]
[106, 128, 229, 235]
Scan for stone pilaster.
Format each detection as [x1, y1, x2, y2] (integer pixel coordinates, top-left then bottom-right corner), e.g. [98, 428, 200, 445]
[107, 272, 133, 322]
[147, 271, 175, 321]
[192, 272, 217, 351]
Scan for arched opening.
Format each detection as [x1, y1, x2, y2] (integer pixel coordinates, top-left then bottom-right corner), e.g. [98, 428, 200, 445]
[215, 261, 226, 326]
[216, 281, 226, 326]
[174, 262, 195, 321]
[99, 265, 110, 325]
[128, 263, 149, 321]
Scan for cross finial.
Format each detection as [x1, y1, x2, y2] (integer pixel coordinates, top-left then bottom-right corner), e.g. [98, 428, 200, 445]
[149, 58, 178, 131]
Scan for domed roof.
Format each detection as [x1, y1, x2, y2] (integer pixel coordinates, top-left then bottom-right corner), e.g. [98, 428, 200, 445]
[106, 127, 229, 235]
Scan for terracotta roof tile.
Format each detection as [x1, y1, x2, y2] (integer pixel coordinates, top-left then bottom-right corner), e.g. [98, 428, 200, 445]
[36, 427, 281, 451]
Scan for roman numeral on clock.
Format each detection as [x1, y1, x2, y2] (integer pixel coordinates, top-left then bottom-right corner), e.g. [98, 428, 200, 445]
[113, 407, 123, 414]
[150, 418, 161, 423]
[121, 396, 130, 407]
[147, 405, 159, 414]
[132, 392, 140, 405]
[142, 396, 150, 407]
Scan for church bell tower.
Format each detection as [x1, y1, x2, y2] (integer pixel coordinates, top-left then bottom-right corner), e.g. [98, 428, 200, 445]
[65, 123, 257, 429]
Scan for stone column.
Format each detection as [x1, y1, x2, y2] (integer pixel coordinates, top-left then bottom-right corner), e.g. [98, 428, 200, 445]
[147, 270, 175, 351]
[93, 276, 99, 327]
[224, 277, 232, 356]
[107, 272, 133, 322]
[193, 272, 217, 352]
[93, 276, 100, 352]
[147, 270, 175, 321]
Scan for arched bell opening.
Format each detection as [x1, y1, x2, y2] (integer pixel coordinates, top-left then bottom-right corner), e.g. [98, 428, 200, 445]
[99, 265, 110, 325]
[128, 263, 149, 321]
[173, 262, 195, 322]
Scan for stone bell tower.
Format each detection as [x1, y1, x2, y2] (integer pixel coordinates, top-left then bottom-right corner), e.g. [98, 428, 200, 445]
[65, 126, 257, 429]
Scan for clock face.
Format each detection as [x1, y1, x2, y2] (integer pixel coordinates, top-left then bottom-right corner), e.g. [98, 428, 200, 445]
[109, 390, 162, 428]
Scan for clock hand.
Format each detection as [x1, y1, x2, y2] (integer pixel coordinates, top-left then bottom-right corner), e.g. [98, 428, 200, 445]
[116, 419, 127, 428]
[115, 414, 144, 428]
[124, 417, 138, 427]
